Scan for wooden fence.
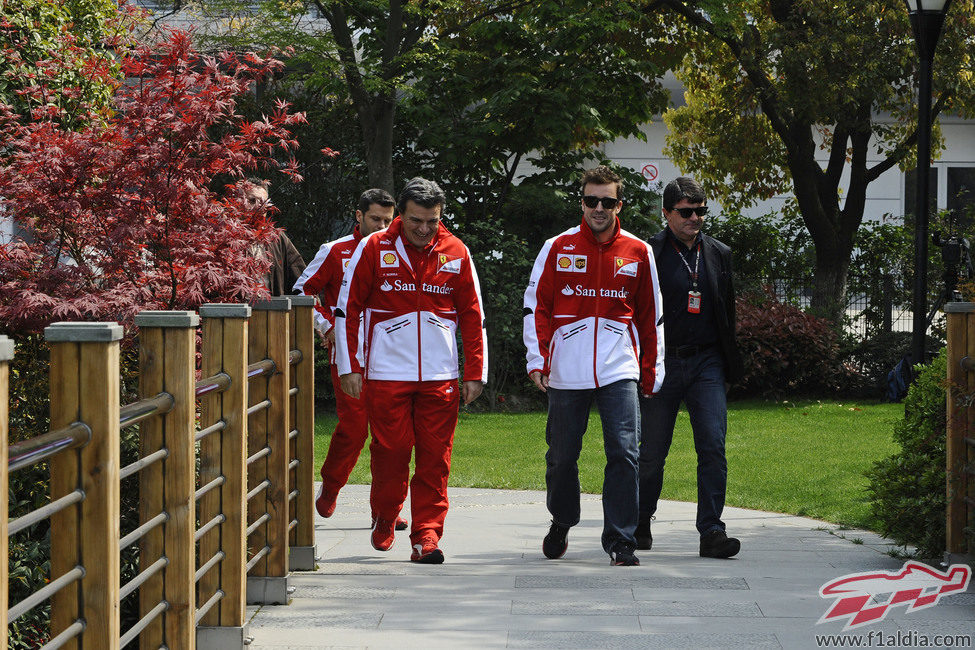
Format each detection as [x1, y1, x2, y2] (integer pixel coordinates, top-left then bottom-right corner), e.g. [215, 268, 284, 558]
[945, 302, 975, 561]
[3, 296, 317, 649]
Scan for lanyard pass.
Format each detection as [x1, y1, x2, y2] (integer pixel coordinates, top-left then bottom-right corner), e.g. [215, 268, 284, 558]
[687, 290, 702, 314]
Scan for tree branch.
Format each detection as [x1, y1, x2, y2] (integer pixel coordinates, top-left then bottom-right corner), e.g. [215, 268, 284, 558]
[865, 92, 951, 184]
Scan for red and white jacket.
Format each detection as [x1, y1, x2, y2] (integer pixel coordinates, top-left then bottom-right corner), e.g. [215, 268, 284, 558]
[523, 217, 665, 394]
[293, 225, 364, 335]
[335, 217, 488, 383]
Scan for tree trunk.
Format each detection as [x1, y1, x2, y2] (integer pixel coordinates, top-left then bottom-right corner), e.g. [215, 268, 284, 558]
[811, 249, 852, 324]
[360, 96, 396, 193]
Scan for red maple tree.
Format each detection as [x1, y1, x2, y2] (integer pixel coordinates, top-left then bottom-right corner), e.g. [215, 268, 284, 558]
[0, 26, 308, 333]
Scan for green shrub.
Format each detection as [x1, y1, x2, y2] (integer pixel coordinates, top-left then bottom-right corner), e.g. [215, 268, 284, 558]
[866, 351, 947, 558]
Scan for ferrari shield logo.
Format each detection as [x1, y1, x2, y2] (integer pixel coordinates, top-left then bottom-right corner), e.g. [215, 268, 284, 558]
[615, 257, 638, 277]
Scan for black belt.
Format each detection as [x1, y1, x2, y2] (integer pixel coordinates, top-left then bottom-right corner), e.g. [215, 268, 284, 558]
[666, 342, 715, 359]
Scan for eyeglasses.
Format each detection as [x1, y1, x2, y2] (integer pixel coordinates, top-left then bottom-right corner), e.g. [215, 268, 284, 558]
[673, 206, 708, 218]
[582, 195, 621, 209]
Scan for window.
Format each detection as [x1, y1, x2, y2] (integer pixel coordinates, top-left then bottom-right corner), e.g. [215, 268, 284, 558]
[947, 166, 975, 224]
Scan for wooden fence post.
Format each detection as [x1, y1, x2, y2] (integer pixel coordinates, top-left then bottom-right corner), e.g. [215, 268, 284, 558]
[46, 322, 122, 650]
[0, 336, 12, 650]
[289, 295, 316, 571]
[197, 304, 251, 649]
[247, 298, 291, 605]
[945, 302, 975, 561]
[134, 311, 198, 649]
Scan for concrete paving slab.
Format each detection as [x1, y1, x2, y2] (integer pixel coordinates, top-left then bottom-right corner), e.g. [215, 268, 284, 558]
[245, 484, 975, 649]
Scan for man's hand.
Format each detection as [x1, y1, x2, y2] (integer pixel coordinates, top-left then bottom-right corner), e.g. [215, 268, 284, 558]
[340, 372, 362, 399]
[325, 327, 335, 346]
[462, 380, 483, 405]
[529, 370, 549, 393]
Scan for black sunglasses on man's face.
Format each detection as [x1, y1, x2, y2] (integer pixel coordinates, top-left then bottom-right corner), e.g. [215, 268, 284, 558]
[582, 195, 621, 209]
[673, 206, 708, 219]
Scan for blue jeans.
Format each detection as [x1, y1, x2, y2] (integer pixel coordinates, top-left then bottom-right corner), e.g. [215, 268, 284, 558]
[639, 347, 728, 536]
[545, 379, 640, 553]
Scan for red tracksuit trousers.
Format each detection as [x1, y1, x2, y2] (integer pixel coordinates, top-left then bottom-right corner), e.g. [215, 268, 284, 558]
[319, 364, 369, 496]
[365, 379, 459, 546]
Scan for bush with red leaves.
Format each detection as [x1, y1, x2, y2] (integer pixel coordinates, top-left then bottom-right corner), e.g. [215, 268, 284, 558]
[0, 27, 307, 334]
[735, 289, 855, 396]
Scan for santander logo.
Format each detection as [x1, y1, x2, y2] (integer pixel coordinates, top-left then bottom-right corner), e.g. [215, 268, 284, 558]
[561, 285, 574, 296]
[380, 280, 393, 291]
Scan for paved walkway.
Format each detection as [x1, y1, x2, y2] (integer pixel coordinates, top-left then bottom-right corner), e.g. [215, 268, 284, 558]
[246, 485, 974, 649]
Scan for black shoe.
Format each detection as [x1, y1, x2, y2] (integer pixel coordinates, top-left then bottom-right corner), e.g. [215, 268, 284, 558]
[609, 541, 640, 566]
[635, 515, 653, 551]
[699, 529, 740, 558]
[542, 521, 569, 559]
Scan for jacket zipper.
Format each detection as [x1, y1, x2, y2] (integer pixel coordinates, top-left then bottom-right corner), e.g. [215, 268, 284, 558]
[593, 241, 603, 388]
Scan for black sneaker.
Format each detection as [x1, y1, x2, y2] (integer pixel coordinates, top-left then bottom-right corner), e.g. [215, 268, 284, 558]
[542, 521, 569, 559]
[699, 529, 740, 558]
[635, 515, 653, 551]
[609, 542, 640, 566]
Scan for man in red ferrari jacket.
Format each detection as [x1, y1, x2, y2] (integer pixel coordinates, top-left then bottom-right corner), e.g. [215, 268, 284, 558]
[334, 177, 487, 564]
[292, 188, 397, 526]
[523, 165, 664, 566]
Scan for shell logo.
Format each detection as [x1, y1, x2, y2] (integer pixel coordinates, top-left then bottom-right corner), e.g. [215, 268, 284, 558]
[558, 256, 571, 269]
[383, 252, 397, 264]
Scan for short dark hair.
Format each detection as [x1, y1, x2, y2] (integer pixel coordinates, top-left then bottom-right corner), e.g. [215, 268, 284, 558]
[662, 177, 705, 211]
[580, 165, 623, 198]
[358, 188, 395, 214]
[245, 177, 270, 190]
[397, 177, 445, 214]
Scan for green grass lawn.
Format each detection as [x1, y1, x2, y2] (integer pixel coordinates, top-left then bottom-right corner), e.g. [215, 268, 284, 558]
[314, 398, 902, 530]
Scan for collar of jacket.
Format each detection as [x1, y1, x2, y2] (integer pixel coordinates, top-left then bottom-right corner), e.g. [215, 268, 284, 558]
[385, 214, 451, 252]
[580, 215, 621, 245]
[352, 224, 363, 241]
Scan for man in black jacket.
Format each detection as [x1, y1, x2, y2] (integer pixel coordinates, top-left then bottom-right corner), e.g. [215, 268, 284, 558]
[638, 176, 744, 559]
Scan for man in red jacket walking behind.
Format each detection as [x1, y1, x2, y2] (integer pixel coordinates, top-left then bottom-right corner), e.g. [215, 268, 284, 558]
[524, 165, 664, 566]
[293, 188, 398, 527]
[335, 177, 487, 564]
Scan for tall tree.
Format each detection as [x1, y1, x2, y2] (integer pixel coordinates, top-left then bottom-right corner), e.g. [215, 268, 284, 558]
[184, 0, 530, 191]
[648, 0, 975, 320]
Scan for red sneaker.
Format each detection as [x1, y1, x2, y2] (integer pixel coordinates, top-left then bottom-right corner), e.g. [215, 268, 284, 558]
[371, 517, 396, 551]
[410, 542, 444, 564]
[372, 514, 409, 531]
[315, 485, 337, 518]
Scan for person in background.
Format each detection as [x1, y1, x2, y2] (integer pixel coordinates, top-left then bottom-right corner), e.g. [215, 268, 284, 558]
[242, 177, 305, 296]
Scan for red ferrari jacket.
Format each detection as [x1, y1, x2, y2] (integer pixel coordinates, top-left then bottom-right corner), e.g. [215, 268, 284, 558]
[523, 217, 664, 394]
[334, 217, 487, 383]
[293, 226, 363, 334]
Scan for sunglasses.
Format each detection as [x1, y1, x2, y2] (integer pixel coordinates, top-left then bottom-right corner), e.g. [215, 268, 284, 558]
[673, 206, 708, 218]
[582, 195, 621, 209]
